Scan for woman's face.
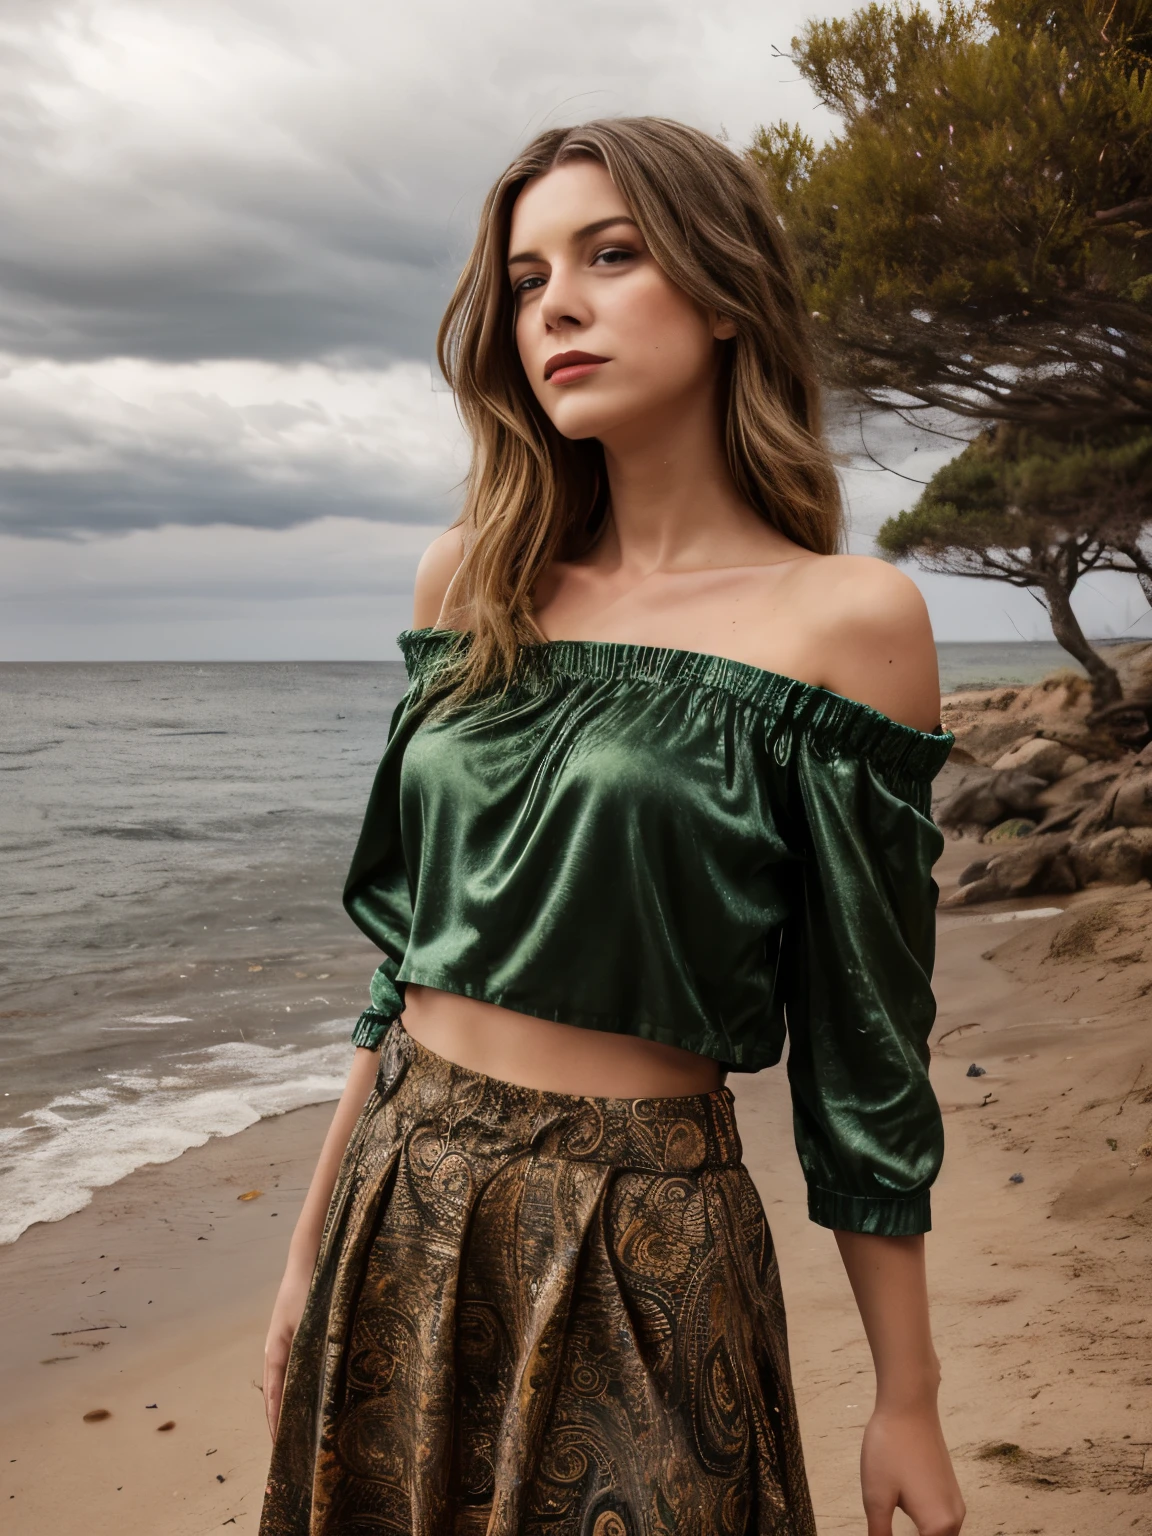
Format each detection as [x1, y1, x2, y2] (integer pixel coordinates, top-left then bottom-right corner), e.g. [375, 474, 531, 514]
[508, 159, 733, 444]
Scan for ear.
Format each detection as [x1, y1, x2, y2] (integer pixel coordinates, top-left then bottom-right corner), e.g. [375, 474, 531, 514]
[712, 314, 737, 340]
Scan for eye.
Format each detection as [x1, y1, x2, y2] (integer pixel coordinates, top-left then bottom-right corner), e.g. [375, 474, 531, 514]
[592, 246, 634, 267]
[512, 273, 545, 296]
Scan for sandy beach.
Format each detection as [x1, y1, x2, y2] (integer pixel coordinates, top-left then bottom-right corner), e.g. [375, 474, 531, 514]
[2, 836, 1151, 1535]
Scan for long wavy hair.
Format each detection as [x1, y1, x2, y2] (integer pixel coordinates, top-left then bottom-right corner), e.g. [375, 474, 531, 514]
[434, 115, 843, 702]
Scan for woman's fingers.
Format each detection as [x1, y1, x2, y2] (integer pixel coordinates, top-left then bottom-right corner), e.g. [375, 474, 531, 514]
[860, 1405, 966, 1536]
[262, 1269, 311, 1442]
[263, 1335, 289, 1440]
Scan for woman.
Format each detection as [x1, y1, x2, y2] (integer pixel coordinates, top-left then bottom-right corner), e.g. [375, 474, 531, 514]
[260, 118, 965, 1536]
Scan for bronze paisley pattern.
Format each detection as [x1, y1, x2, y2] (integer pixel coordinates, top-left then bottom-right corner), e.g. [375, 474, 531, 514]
[260, 1023, 817, 1536]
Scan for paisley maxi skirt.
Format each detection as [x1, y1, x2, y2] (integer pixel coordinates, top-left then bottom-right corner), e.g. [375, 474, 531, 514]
[259, 1021, 816, 1536]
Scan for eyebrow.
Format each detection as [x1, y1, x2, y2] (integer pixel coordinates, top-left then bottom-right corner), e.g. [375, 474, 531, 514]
[507, 215, 640, 268]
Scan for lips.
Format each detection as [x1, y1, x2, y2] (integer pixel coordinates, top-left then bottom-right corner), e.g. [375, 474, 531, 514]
[544, 350, 610, 383]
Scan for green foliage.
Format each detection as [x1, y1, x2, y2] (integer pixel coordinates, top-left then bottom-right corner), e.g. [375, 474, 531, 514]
[876, 423, 1152, 702]
[747, 122, 816, 200]
[754, 1, 1152, 427]
[878, 426, 1152, 571]
[795, 2, 983, 123]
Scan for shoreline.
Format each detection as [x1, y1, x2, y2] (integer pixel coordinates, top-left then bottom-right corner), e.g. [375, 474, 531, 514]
[2, 841, 1151, 1533]
[0, 1099, 334, 1532]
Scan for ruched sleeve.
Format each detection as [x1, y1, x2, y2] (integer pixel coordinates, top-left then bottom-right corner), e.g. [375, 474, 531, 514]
[343, 687, 423, 1050]
[780, 735, 947, 1236]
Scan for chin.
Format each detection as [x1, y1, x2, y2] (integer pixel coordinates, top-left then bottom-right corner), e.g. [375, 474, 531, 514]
[544, 392, 658, 444]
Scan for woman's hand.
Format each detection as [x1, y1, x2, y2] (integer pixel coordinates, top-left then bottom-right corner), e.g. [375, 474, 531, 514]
[833, 1231, 965, 1535]
[860, 1401, 965, 1536]
[263, 1261, 313, 1439]
[260, 1046, 381, 1441]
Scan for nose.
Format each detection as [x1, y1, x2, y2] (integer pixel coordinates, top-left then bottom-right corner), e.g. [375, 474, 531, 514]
[538, 259, 591, 334]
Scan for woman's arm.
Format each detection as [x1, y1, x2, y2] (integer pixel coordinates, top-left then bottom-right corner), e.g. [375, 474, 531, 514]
[263, 535, 467, 1437]
[262, 1046, 380, 1438]
[796, 558, 964, 1532]
[836, 1233, 965, 1536]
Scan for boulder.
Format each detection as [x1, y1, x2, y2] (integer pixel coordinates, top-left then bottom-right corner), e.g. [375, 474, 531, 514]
[1070, 827, 1152, 886]
[936, 768, 1048, 836]
[992, 736, 1071, 782]
[940, 833, 1078, 907]
[957, 858, 990, 887]
[1036, 727, 1124, 763]
[1111, 769, 1152, 829]
[1033, 759, 1125, 814]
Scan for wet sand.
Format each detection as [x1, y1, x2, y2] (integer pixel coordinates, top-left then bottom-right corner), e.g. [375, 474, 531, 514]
[2, 839, 1151, 1534]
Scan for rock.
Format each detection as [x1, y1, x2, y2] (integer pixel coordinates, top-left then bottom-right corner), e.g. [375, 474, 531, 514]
[1111, 768, 1152, 828]
[1038, 727, 1124, 763]
[936, 769, 1048, 835]
[1070, 826, 1152, 886]
[1057, 752, 1088, 777]
[982, 817, 1037, 843]
[958, 858, 990, 887]
[940, 833, 1078, 906]
[966, 1063, 987, 1077]
[942, 665, 1133, 767]
[1033, 759, 1125, 812]
[992, 737, 1071, 781]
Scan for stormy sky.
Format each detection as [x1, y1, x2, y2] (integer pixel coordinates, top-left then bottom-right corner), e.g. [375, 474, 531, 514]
[2, 0, 1149, 659]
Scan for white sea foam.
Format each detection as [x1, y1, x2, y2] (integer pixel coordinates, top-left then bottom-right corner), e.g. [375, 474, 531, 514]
[0, 1033, 351, 1245]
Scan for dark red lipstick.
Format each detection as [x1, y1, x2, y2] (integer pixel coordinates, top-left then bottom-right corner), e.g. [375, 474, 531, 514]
[544, 350, 610, 384]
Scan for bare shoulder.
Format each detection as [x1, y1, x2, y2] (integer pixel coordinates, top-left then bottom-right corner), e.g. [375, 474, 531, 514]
[783, 554, 941, 732]
[412, 526, 467, 629]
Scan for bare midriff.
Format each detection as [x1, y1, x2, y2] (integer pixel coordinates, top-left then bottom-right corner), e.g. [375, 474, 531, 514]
[400, 984, 726, 1098]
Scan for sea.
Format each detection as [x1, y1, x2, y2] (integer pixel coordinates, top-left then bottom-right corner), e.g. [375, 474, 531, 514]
[0, 641, 1085, 1243]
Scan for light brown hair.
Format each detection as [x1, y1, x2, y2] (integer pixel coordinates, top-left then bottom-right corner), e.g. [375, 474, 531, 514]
[434, 115, 843, 701]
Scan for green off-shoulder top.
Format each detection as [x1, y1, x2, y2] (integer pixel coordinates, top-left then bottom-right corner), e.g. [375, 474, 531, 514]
[343, 627, 954, 1236]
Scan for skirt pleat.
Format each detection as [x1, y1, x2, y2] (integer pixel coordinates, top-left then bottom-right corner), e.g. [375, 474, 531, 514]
[260, 1022, 817, 1536]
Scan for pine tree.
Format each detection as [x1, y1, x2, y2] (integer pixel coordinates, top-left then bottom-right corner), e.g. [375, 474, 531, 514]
[754, 1, 1152, 431]
[876, 427, 1152, 704]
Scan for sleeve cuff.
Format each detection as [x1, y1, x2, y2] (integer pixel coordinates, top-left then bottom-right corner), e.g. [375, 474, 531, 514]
[351, 1008, 397, 1050]
[807, 1184, 932, 1236]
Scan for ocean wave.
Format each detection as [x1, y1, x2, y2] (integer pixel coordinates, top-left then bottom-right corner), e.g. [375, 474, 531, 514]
[0, 1034, 351, 1245]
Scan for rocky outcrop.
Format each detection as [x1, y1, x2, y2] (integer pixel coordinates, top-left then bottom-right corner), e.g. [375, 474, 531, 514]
[948, 834, 1079, 906]
[935, 768, 1050, 839]
[1112, 767, 1152, 828]
[936, 647, 1152, 905]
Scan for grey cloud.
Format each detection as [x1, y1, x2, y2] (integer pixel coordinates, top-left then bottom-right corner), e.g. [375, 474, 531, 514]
[0, 352, 467, 534]
[0, 452, 451, 536]
[0, 0, 829, 369]
[0, 0, 840, 548]
[0, 0, 644, 367]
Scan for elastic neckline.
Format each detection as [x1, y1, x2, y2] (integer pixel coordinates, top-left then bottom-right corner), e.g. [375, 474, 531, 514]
[397, 626, 954, 781]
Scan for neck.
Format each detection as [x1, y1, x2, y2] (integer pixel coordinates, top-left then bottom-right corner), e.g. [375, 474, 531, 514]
[595, 386, 766, 573]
